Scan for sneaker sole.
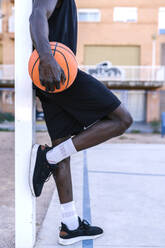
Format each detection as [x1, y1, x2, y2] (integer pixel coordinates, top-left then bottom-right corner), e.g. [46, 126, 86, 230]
[58, 233, 103, 246]
[29, 144, 40, 197]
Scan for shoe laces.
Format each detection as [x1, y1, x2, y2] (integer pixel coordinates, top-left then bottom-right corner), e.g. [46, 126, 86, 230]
[80, 219, 90, 230]
[40, 170, 52, 183]
[40, 144, 54, 183]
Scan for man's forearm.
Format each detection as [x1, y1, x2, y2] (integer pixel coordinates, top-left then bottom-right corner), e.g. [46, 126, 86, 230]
[29, 0, 65, 92]
[29, 9, 52, 58]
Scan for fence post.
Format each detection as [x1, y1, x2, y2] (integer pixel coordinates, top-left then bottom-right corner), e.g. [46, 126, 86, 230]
[161, 112, 165, 137]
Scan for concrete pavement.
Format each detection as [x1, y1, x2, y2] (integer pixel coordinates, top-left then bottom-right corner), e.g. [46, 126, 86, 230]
[35, 144, 165, 248]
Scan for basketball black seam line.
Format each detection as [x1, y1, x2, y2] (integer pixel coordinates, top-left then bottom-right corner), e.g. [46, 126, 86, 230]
[50, 43, 77, 64]
[50, 43, 73, 55]
[57, 45, 77, 64]
[53, 42, 58, 56]
[55, 49, 70, 89]
[52, 42, 58, 92]
[31, 56, 40, 83]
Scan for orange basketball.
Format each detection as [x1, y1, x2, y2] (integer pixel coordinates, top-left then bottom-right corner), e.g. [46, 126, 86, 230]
[28, 42, 78, 93]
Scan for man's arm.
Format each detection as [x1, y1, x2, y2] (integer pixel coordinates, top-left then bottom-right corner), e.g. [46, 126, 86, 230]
[30, 0, 57, 57]
[30, 0, 65, 91]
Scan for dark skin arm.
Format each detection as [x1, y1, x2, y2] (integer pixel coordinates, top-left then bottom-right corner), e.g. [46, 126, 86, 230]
[29, 0, 66, 92]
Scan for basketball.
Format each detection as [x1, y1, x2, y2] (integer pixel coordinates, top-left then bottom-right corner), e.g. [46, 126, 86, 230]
[28, 42, 78, 93]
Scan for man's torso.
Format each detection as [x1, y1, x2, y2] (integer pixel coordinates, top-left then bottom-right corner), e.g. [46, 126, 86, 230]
[48, 0, 77, 55]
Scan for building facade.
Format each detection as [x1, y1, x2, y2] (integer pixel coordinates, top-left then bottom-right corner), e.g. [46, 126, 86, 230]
[77, 0, 165, 66]
[76, 0, 165, 122]
[0, 0, 14, 64]
[0, 0, 165, 123]
[0, 0, 14, 114]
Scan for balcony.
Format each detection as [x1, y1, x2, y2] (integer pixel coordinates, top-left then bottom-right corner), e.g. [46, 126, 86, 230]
[0, 65, 14, 87]
[80, 65, 165, 89]
[0, 65, 164, 90]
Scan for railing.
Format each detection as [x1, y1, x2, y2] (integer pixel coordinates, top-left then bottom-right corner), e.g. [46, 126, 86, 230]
[0, 65, 14, 81]
[80, 65, 165, 82]
[0, 65, 165, 84]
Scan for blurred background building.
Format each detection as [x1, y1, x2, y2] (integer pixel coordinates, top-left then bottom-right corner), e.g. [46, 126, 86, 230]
[0, 0, 14, 114]
[0, 0, 165, 126]
[77, 0, 165, 123]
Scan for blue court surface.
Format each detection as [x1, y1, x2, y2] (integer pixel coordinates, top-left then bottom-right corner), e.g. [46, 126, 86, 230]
[35, 144, 165, 248]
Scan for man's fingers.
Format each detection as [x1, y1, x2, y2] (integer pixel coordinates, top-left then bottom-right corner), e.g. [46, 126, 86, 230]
[52, 68, 61, 89]
[39, 68, 65, 92]
[49, 83, 55, 92]
[40, 79, 46, 86]
[40, 78, 50, 92]
[46, 81, 57, 92]
[41, 80, 54, 92]
[55, 80, 61, 89]
[45, 82, 51, 92]
[61, 69, 66, 85]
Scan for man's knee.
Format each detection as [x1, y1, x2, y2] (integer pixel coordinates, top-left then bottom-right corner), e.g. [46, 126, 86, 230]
[121, 111, 133, 130]
[107, 104, 133, 134]
[117, 113, 132, 136]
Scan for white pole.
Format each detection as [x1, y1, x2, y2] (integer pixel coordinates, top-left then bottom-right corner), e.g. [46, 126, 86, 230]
[15, 0, 36, 247]
[151, 34, 156, 81]
[152, 39, 156, 67]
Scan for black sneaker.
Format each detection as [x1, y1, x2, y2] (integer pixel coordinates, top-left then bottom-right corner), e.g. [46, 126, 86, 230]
[29, 144, 57, 197]
[59, 217, 103, 245]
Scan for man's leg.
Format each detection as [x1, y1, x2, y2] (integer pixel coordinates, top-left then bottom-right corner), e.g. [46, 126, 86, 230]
[46, 104, 133, 164]
[50, 138, 103, 245]
[73, 104, 133, 151]
[52, 137, 73, 204]
[49, 105, 132, 203]
[30, 104, 132, 244]
[51, 137, 79, 230]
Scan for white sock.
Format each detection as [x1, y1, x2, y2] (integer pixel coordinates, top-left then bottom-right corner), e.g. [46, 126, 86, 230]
[46, 138, 77, 164]
[61, 201, 79, 230]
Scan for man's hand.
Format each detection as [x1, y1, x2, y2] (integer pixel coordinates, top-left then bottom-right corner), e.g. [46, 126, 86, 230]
[39, 53, 66, 92]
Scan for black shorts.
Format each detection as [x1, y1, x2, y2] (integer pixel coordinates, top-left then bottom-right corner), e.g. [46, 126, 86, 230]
[37, 69, 121, 141]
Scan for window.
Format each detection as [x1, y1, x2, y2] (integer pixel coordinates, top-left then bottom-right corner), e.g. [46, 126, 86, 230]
[114, 7, 138, 23]
[0, 1, 2, 33]
[0, 14, 2, 33]
[78, 9, 101, 22]
[8, 6, 15, 33]
[159, 8, 165, 34]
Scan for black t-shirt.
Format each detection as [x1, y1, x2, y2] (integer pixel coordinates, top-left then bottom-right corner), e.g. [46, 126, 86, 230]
[48, 0, 77, 55]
